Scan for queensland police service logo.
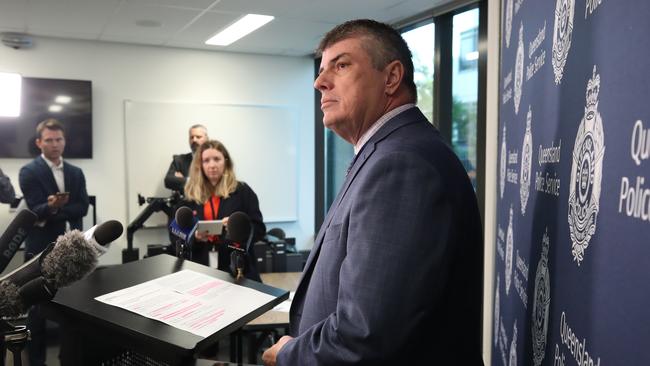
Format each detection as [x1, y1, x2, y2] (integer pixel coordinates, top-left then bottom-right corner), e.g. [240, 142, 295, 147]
[509, 321, 518, 366]
[505, 0, 514, 48]
[568, 65, 605, 265]
[494, 274, 500, 347]
[520, 107, 533, 215]
[532, 228, 551, 366]
[514, 23, 524, 115]
[501, 125, 507, 199]
[505, 206, 514, 295]
[551, 0, 575, 84]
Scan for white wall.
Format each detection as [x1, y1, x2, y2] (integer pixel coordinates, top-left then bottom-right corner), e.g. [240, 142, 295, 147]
[0, 36, 316, 266]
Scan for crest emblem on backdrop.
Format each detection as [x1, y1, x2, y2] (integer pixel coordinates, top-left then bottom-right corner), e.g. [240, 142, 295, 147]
[552, 0, 575, 84]
[568, 65, 605, 265]
[494, 274, 501, 347]
[520, 107, 533, 215]
[514, 23, 524, 115]
[509, 321, 518, 366]
[532, 228, 551, 366]
[501, 125, 507, 199]
[505, 0, 514, 48]
[505, 206, 515, 295]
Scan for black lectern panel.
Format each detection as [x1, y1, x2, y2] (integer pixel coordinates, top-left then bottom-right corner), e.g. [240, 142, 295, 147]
[43, 254, 288, 365]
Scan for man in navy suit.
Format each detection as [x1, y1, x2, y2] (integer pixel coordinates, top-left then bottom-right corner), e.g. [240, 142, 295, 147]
[263, 20, 483, 365]
[19, 118, 89, 366]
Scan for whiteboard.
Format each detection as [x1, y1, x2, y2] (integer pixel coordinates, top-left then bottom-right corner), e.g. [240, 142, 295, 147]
[124, 101, 298, 225]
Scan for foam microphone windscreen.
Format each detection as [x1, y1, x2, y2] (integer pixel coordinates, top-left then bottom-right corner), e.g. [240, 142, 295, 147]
[226, 211, 251, 249]
[0, 220, 121, 289]
[175, 206, 195, 229]
[41, 230, 98, 288]
[0, 280, 22, 317]
[0, 277, 57, 318]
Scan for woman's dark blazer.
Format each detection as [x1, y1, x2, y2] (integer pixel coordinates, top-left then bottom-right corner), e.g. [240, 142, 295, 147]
[178, 181, 265, 281]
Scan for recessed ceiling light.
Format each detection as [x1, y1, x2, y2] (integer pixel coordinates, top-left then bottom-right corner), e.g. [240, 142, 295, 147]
[205, 14, 274, 46]
[0, 71, 21, 117]
[49, 104, 63, 113]
[135, 19, 162, 28]
[55, 95, 71, 104]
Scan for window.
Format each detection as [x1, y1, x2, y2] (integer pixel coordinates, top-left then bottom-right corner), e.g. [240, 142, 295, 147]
[452, 8, 480, 188]
[402, 21, 435, 123]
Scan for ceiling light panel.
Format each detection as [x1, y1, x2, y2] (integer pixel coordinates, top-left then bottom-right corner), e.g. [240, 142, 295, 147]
[205, 14, 274, 46]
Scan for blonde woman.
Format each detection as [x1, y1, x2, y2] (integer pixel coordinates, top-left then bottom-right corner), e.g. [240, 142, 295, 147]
[180, 140, 265, 281]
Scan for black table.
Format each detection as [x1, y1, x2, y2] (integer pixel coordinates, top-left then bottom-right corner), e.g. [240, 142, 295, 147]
[43, 254, 289, 365]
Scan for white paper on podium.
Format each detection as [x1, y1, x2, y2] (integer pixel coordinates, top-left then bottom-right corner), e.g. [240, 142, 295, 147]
[95, 270, 275, 338]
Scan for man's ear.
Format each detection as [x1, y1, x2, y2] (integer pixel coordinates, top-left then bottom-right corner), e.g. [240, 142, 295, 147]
[384, 60, 405, 96]
[35, 138, 42, 149]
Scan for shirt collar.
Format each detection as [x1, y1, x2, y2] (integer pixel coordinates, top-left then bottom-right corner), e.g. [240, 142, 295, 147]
[354, 103, 416, 154]
[41, 154, 64, 169]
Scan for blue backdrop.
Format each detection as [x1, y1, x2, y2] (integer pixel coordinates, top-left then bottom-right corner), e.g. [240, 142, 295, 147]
[494, 0, 650, 365]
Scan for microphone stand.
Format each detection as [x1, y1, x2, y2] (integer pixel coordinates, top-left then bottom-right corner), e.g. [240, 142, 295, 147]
[0, 320, 29, 366]
[175, 238, 191, 261]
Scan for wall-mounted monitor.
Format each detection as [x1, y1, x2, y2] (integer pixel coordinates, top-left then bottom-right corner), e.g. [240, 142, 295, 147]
[0, 77, 92, 158]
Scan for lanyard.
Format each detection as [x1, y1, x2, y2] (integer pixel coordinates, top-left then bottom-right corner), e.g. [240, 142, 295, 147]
[203, 194, 221, 220]
[203, 195, 221, 245]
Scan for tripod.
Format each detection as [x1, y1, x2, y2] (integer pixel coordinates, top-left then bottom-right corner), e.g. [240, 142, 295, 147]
[123, 193, 180, 263]
[0, 320, 29, 366]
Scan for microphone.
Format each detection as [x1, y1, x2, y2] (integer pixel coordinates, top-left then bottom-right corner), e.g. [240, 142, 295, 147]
[226, 211, 253, 279]
[0, 209, 38, 273]
[226, 211, 254, 252]
[169, 206, 197, 259]
[0, 220, 123, 289]
[0, 277, 56, 318]
[0, 221, 123, 318]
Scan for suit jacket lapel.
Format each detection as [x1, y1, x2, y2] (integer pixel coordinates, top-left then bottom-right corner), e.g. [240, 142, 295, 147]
[294, 107, 427, 309]
[36, 156, 59, 193]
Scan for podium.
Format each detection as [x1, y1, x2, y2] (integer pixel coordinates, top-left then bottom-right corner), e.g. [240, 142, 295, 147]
[42, 254, 289, 365]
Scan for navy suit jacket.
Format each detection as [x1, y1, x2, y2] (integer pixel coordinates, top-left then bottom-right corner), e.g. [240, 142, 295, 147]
[19, 156, 89, 258]
[277, 107, 483, 365]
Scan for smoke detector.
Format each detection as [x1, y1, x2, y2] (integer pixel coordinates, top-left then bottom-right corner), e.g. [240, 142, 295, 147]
[1, 32, 33, 49]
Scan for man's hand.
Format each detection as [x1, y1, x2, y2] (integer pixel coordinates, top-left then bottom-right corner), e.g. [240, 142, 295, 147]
[47, 194, 68, 209]
[174, 171, 184, 178]
[262, 335, 293, 366]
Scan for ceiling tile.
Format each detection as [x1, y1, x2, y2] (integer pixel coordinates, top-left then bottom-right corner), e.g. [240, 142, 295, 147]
[100, 2, 201, 43]
[25, 0, 121, 37]
[0, 0, 27, 31]
[127, 0, 221, 11]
